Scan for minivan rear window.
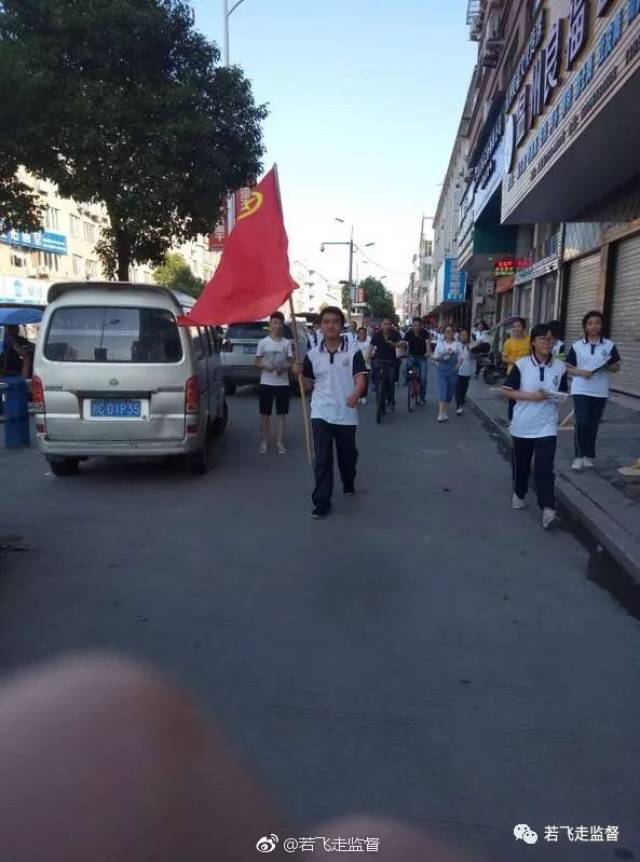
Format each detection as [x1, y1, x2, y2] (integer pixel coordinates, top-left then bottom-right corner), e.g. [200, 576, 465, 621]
[44, 306, 183, 363]
[226, 322, 296, 340]
[226, 323, 270, 340]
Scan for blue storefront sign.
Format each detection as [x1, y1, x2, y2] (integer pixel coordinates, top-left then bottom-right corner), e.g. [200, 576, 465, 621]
[443, 257, 467, 302]
[0, 229, 67, 255]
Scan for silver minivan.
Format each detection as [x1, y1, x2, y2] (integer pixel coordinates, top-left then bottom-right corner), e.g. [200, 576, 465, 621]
[32, 282, 228, 476]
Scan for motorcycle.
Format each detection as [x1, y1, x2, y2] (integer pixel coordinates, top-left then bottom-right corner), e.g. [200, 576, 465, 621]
[472, 317, 517, 386]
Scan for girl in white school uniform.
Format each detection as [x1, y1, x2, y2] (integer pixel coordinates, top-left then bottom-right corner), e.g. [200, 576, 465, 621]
[565, 310, 621, 472]
[502, 324, 569, 531]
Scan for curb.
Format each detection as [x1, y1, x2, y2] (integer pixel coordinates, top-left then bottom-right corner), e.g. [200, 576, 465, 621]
[469, 395, 640, 585]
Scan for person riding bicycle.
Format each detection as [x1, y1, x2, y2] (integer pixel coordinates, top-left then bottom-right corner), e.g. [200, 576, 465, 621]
[370, 318, 403, 411]
[403, 317, 430, 403]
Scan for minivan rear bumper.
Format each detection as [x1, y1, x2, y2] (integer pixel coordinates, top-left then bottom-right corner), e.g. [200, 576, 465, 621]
[222, 365, 261, 387]
[36, 435, 201, 458]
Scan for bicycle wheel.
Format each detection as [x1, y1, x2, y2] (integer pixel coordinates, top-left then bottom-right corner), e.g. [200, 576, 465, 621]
[376, 376, 385, 423]
[407, 372, 413, 412]
[414, 374, 422, 407]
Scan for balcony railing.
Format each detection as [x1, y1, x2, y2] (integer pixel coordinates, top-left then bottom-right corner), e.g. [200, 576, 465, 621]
[467, 0, 484, 40]
[532, 230, 561, 263]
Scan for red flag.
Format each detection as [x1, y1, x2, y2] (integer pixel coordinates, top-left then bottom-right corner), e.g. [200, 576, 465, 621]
[179, 168, 297, 325]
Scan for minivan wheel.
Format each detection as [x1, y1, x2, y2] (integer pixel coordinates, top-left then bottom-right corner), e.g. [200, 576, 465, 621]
[224, 380, 236, 396]
[49, 458, 80, 477]
[185, 425, 212, 476]
[212, 400, 228, 438]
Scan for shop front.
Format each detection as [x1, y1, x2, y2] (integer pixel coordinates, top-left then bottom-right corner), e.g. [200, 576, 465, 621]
[609, 229, 640, 396]
[502, 1, 640, 226]
[496, 276, 515, 321]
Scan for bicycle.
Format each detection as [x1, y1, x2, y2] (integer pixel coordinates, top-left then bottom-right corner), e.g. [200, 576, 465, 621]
[407, 363, 422, 412]
[372, 359, 396, 424]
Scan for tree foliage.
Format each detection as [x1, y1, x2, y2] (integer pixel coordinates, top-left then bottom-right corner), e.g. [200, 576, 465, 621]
[153, 252, 204, 298]
[360, 277, 396, 321]
[0, 0, 267, 279]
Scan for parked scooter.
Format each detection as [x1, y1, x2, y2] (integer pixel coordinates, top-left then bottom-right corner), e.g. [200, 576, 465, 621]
[474, 317, 517, 385]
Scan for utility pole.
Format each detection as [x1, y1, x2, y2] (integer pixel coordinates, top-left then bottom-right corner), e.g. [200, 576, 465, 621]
[222, 0, 248, 234]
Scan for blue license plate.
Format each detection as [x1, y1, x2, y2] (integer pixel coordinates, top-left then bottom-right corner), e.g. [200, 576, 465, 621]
[90, 399, 142, 418]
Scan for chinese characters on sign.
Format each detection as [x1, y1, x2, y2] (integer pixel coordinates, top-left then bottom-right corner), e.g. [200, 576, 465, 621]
[207, 187, 254, 251]
[506, 10, 547, 109]
[568, 0, 589, 69]
[544, 20, 563, 105]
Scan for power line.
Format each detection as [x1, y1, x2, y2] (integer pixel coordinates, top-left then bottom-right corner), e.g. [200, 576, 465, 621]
[357, 247, 412, 277]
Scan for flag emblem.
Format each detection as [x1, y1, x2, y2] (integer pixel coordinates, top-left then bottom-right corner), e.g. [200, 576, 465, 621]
[237, 191, 264, 221]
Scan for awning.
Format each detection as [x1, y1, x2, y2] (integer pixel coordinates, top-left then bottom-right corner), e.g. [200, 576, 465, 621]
[0, 306, 43, 325]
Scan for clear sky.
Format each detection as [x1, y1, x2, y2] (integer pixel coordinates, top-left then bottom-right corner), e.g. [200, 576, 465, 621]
[190, 0, 477, 297]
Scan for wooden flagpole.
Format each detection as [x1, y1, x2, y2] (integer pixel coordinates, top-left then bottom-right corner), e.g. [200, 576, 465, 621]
[272, 163, 314, 466]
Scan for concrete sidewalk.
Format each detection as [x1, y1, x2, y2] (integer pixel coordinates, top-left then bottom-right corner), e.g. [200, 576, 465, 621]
[468, 378, 640, 583]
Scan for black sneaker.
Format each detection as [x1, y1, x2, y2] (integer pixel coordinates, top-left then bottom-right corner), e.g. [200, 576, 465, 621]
[312, 506, 331, 519]
[343, 485, 355, 496]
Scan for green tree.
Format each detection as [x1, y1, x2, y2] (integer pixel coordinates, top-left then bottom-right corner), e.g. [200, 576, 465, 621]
[153, 253, 204, 298]
[0, 0, 267, 280]
[359, 277, 396, 321]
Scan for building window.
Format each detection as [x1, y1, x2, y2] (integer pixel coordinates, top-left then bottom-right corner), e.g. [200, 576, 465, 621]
[10, 253, 27, 268]
[72, 254, 84, 277]
[42, 252, 60, 272]
[44, 207, 60, 231]
[85, 259, 97, 278]
[83, 221, 96, 243]
[70, 215, 82, 238]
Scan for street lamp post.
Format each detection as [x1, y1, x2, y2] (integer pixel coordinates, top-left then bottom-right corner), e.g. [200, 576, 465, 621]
[320, 219, 374, 321]
[223, 0, 248, 65]
[222, 0, 248, 232]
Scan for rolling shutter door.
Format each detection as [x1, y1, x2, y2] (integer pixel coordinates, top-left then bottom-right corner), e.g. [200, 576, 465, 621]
[563, 254, 600, 347]
[611, 235, 640, 397]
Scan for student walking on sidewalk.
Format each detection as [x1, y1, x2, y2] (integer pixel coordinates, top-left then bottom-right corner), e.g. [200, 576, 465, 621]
[455, 329, 474, 415]
[502, 317, 530, 422]
[502, 324, 569, 531]
[565, 310, 621, 472]
[255, 312, 294, 455]
[300, 307, 368, 520]
[433, 324, 464, 422]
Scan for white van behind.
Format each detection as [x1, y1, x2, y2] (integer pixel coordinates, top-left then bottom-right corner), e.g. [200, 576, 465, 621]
[32, 282, 228, 476]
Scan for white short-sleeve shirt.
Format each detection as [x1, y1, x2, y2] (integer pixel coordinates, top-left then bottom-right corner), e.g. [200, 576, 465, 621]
[303, 337, 367, 426]
[567, 338, 620, 398]
[256, 336, 293, 386]
[504, 355, 568, 438]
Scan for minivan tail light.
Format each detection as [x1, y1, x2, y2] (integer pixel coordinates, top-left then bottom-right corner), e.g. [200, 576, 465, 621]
[31, 376, 45, 412]
[185, 376, 199, 414]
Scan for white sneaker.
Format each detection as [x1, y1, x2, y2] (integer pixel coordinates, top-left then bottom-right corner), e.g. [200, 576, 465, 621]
[571, 457, 584, 472]
[456, 407, 464, 416]
[437, 414, 445, 423]
[259, 442, 268, 455]
[276, 442, 287, 455]
[582, 457, 595, 469]
[542, 508, 558, 530]
[512, 494, 526, 510]
[359, 398, 368, 406]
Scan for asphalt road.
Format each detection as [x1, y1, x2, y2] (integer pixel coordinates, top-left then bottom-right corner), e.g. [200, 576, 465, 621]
[1, 384, 639, 861]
